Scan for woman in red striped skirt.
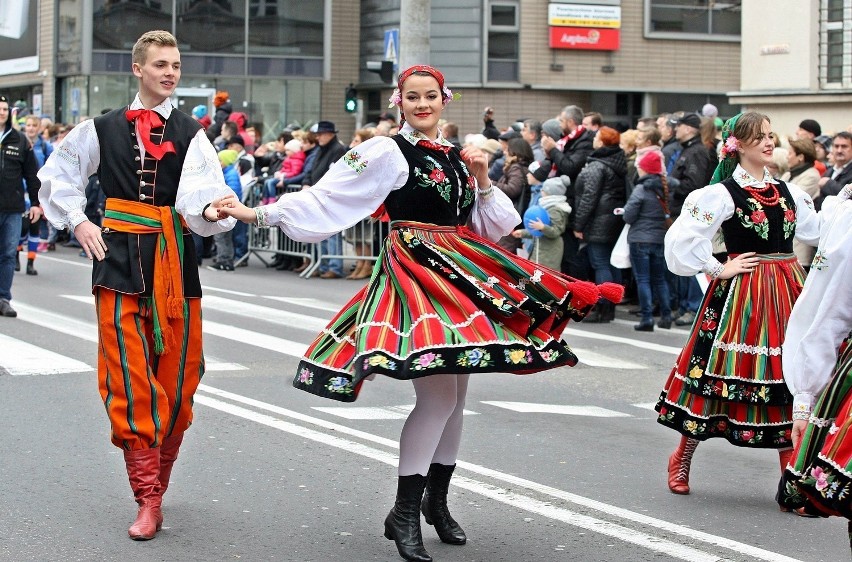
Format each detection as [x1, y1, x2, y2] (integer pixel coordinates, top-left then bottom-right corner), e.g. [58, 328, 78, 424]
[220, 65, 621, 561]
[655, 112, 820, 507]
[779, 185, 852, 547]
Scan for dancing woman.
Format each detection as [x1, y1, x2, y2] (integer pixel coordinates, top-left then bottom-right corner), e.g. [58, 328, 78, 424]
[779, 185, 852, 543]
[219, 65, 620, 561]
[655, 112, 820, 504]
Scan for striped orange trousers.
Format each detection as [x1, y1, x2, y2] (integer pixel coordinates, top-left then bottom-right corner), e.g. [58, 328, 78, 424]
[95, 288, 204, 450]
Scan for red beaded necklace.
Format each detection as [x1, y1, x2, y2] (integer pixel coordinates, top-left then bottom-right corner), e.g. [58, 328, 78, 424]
[742, 182, 780, 206]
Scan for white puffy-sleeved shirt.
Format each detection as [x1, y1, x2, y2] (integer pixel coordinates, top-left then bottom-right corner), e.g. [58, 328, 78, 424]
[783, 187, 852, 414]
[261, 123, 520, 243]
[664, 165, 820, 277]
[37, 94, 236, 237]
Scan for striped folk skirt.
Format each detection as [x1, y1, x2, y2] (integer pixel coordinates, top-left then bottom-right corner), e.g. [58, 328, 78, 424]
[780, 335, 852, 517]
[293, 221, 606, 402]
[655, 254, 805, 448]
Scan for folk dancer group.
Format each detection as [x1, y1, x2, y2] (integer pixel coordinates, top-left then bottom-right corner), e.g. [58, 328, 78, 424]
[35, 26, 852, 561]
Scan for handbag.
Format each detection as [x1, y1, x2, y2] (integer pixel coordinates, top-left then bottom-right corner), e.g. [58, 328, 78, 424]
[609, 224, 631, 269]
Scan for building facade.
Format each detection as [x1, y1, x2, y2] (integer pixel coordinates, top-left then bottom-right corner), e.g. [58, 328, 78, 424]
[3, 1, 851, 143]
[0, 0, 360, 142]
[358, 0, 742, 136]
[731, 0, 852, 138]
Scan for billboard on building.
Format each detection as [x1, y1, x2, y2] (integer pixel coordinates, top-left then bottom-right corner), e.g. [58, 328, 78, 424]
[0, 0, 38, 75]
[548, 2, 620, 51]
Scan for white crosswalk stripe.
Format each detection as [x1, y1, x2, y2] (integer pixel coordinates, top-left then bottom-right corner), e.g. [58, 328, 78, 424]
[312, 404, 479, 420]
[13, 299, 246, 373]
[481, 401, 632, 417]
[0, 333, 93, 376]
[5, 293, 673, 379]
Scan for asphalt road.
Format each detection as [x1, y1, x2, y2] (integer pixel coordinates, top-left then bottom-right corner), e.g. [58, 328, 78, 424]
[0, 246, 846, 562]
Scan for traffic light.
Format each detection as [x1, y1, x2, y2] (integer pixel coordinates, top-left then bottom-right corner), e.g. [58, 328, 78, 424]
[345, 84, 357, 113]
[366, 60, 394, 84]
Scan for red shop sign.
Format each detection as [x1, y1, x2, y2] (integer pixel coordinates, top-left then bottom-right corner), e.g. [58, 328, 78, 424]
[549, 26, 620, 51]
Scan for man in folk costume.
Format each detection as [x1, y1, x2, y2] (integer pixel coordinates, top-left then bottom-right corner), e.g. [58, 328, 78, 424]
[38, 30, 236, 540]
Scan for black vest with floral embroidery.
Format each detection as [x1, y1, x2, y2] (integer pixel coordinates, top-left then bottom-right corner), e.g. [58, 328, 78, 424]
[719, 178, 796, 254]
[385, 135, 475, 226]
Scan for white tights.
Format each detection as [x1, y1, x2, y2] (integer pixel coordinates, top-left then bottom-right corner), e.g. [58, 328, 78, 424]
[398, 374, 470, 477]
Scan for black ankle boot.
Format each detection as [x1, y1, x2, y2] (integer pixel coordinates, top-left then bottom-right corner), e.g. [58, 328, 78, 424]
[384, 474, 432, 562]
[26, 259, 37, 276]
[422, 463, 466, 545]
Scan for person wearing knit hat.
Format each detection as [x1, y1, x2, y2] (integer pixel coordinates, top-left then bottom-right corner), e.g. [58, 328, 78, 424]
[511, 175, 571, 271]
[656, 111, 822, 508]
[623, 148, 672, 332]
[701, 103, 718, 119]
[797, 119, 821, 140]
[637, 150, 664, 175]
[213, 91, 229, 108]
[541, 118, 563, 142]
[217, 149, 239, 168]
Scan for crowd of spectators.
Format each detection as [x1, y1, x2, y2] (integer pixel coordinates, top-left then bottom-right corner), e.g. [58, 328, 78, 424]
[10, 94, 852, 313]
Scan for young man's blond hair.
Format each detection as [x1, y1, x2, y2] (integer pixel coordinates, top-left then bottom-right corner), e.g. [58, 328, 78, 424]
[131, 30, 177, 65]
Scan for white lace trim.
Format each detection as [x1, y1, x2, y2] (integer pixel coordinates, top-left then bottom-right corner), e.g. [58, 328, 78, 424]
[816, 452, 852, 479]
[712, 340, 782, 356]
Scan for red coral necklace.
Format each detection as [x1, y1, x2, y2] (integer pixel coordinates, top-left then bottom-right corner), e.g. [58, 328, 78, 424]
[742, 182, 780, 206]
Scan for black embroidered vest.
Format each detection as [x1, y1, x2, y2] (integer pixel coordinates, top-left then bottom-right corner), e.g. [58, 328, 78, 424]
[91, 108, 202, 297]
[384, 135, 475, 226]
[720, 178, 796, 255]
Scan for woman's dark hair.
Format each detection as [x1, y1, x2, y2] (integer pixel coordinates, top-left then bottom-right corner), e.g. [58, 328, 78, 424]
[506, 137, 534, 164]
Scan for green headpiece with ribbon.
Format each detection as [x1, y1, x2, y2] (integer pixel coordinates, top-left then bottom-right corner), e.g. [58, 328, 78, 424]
[709, 112, 743, 184]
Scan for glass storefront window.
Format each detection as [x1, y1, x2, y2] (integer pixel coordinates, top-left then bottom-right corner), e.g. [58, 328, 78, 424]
[248, 1, 324, 57]
[58, 0, 84, 75]
[176, 0, 246, 55]
[92, 0, 174, 51]
[88, 75, 136, 116]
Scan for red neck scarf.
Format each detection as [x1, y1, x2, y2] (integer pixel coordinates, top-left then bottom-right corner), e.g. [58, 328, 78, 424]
[125, 108, 176, 161]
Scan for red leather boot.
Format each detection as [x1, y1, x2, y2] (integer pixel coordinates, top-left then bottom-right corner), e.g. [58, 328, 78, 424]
[124, 448, 163, 540]
[667, 436, 698, 494]
[158, 433, 184, 497]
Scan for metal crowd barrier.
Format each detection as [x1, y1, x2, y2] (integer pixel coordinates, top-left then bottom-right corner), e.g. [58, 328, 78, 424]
[240, 181, 383, 279]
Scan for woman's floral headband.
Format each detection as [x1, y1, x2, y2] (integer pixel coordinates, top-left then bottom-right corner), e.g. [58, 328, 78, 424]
[388, 64, 461, 109]
[388, 86, 459, 109]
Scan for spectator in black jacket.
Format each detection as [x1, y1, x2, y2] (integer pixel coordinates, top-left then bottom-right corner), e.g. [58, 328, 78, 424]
[482, 107, 499, 140]
[657, 113, 680, 174]
[306, 121, 347, 278]
[669, 112, 715, 327]
[670, 112, 715, 218]
[817, 131, 852, 209]
[541, 105, 594, 185]
[0, 95, 42, 317]
[572, 126, 627, 323]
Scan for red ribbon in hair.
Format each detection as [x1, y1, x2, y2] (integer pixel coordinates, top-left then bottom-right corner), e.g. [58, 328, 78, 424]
[125, 108, 176, 161]
[396, 65, 446, 96]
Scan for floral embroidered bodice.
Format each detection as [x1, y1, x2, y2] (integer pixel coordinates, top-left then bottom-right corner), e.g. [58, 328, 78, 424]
[720, 175, 796, 254]
[384, 134, 475, 225]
